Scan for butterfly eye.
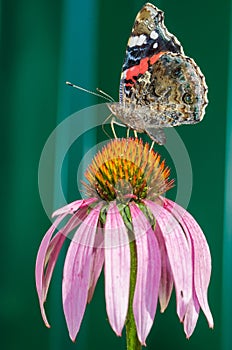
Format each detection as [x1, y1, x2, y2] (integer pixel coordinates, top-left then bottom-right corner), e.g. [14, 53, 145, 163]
[172, 67, 182, 78]
[182, 92, 193, 104]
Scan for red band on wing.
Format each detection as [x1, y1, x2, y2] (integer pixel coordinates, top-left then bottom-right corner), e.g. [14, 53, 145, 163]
[125, 57, 149, 82]
[125, 52, 165, 84]
[150, 51, 164, 65]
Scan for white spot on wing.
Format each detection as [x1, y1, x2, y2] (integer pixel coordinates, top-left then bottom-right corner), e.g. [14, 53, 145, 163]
[128, 36, 137, 47]
[128, 34, 146, 47]
[137, 34, 146, 46]
[150, 30, 158, 40]
[153, 42, 158, 49]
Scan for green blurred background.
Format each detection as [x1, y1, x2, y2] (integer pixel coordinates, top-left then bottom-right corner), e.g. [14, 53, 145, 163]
[1, 0, 231, 349]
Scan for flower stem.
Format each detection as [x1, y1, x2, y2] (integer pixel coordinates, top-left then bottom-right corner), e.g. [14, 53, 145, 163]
[126, 240, 142, 350]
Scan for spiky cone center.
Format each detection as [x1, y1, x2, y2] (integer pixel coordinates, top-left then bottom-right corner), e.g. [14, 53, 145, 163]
[84, 138, 174, 203]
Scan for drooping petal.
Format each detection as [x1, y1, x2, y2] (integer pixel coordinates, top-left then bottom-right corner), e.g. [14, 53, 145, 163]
[62, 206, 101, 341]
[183, 289, 200, 338]
[87, 247, 104, 303]
[104, 202, 130, 336]
[87, 219, 105, 304]
[130, 202, 161, 345]
[52, 197, 97, 217]
[35, 213, 66, 327]
[43, 208, 88, 305]
[154, 222, 174, 312]
[36, 205, 90, 327]
[145, 200, 192, 321]
[164, 199, 214, 328]
[43, 233, 65, 300]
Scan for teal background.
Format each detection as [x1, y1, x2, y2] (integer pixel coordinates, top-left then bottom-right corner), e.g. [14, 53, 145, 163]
[1, 0, 231, 349]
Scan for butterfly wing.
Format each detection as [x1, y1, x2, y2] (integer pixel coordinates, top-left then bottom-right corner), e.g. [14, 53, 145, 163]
[120, 3, 184, 103]
[108, 52, 208, 144]
[130, 53, 208, 124]
[108, 3, 208, 145]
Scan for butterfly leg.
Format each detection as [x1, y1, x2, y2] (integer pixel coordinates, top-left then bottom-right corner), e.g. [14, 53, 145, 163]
[110, 118, 126, 139]
[102, 113, 113, 139]
[111, 117, 127, 139]
[111, 117, 118, 138]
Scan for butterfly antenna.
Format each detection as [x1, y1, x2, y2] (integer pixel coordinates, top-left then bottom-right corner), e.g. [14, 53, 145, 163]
[96, 88, 115, 102]
[66, 81, 113, 102]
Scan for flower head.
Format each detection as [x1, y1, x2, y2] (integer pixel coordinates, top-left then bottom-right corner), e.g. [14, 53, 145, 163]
[36, 138, 213, 344]
[84, 138, 173, 202]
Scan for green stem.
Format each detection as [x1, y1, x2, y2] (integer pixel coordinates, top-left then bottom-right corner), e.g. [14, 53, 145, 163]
[126, 240, 142, 350]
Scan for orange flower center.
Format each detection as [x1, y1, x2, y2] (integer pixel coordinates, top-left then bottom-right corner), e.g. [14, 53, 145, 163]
[84, 138, 174, 203]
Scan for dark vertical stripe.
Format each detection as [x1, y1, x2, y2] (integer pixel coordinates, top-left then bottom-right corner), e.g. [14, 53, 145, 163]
[50, 1, 98, 350]
[221, 3, 232, 350]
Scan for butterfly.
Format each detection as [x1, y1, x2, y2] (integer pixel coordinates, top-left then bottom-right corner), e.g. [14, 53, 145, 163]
[108, 2, 208, 144]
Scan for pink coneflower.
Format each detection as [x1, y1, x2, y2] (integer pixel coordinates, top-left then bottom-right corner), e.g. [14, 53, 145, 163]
[36, 138, 213, 347]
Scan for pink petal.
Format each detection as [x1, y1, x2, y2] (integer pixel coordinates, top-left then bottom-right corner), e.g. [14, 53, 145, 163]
[35, 213, 66, 327]
[36, 205, 90, 327]
[87, 220, 105, 304]
[104, 202, 130, 336]
[87, 230, 104, 303]
[145, 200, 192, 321]
[183, 289, 200, 338]
[164, 199, 214, 328]
[62, 206, 101, 341]
[130, 202, 161, 346]
[154, 223, 173, 312]
[52, 197, 97, 217]
[43, 232, 65, 300]
[43, 209, 88, 304]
